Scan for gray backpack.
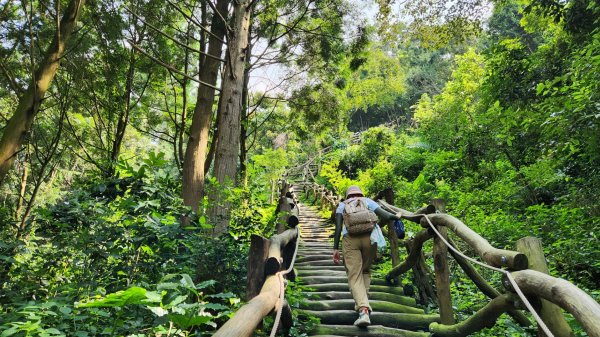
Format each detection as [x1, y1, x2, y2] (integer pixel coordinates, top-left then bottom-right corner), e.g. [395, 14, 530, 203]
[343, 198, 377, 235]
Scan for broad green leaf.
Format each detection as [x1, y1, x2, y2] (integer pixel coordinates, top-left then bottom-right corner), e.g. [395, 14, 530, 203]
[167, 314, 213, 329]
[77, 287, 147, 308]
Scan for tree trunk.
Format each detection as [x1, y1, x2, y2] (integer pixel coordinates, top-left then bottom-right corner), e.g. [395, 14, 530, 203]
[109, 48, 136, 176]
[181, 0, 229, 211]
[176, 26, 193, 169]
[204, 95, 221, 174]
[239, 28, 253, 187]
[0, 0, 85, 185]
[210, 0, 252, 235]
[15, 158, 29, 218]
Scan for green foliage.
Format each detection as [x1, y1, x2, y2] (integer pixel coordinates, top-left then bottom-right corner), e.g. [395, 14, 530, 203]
[0, 274, 240, 337]
[0, 153, 253, 335]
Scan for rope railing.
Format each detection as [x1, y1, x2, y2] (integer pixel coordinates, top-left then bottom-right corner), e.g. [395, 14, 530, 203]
[422, 214, 554, 337]
[381, 199, 600, 337]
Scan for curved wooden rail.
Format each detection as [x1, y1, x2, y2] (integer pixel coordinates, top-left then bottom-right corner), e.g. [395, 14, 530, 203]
[418, 214, 528, 270]
[214, 227, 299, 337]
[505, 270, 600, 337]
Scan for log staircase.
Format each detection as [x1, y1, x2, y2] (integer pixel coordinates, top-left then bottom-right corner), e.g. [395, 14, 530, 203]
[295, 202, 440, 336]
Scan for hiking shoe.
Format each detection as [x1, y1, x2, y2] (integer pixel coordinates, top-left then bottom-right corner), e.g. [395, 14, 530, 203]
[353, 308, 371, 327]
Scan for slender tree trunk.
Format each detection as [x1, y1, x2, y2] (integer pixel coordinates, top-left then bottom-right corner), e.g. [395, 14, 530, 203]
[0, 0, 85, 185]
[15, 157, 29, 218]
[109, 48, 136, 176]
[205, 93, 222, 174]
[181, 0, 229, 211]
[210, 0, 252, 235]
[239, 29, 253, 187]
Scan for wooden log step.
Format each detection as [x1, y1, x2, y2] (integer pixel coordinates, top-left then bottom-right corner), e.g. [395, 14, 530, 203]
[301, 231, 332, 235]
[297, 252, 336, 258]
[302, 239, 333, 243]
[300, 242, 331, 245]
[296, 255, 334, 263]
[301, 233, 331, 237]
[296, 269, 346, 277]
[300, 310, 439, 330]
[302, 235, 333, 240]
[300, 276, 390, 286]
[310, 324, 429, 337]
[302, 283, 406, 296]
[299, 245, 332, 249]
[296, 252, 335, 257]
[296, 266, 346, 273]
[306, 291, 416, 307]
[299, 299, 424, 314]
[298, 248, 335, 253]
[295, 260, 341, 267]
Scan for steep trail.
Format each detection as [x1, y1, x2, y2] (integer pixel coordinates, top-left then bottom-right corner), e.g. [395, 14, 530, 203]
[294, 202, 440, 336]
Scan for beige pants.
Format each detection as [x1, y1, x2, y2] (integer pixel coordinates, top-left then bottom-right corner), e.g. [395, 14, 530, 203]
[342, 233, 377, 312]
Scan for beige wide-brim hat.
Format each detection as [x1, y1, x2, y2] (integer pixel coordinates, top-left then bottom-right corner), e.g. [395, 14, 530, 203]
[345, 185, 364, 199]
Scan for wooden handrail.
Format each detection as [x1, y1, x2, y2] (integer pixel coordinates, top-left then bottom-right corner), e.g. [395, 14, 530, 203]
[505, 270, 600, 337]
[215, 227, 299, 337]
[218, 181, 300, 336]
[378, 197, 600, 337]
[418, 214, 528, 270]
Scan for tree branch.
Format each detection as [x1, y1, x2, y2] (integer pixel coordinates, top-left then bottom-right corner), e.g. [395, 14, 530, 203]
[127, 40, 221, 91]
[126, 8, 226, 63]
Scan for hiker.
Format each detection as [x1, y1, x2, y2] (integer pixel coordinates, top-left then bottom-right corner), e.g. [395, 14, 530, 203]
[332, 185, 401, 327]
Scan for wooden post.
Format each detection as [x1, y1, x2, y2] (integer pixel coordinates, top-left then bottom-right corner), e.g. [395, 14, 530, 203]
[277, 195, 290, 234]
[246, 235, 270, 301]
[384, 189, 400, 284]
[449, 237, 531, 327]
[280, 299, 293, 330]
[281, 237, 296, 281]
[515, 237, 574, 337]
[329, 198, 337, 223]
[431, 198, 454, 324]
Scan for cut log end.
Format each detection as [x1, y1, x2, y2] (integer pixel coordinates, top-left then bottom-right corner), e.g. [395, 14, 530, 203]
[511, 253, 529, 271]
[265, 257, 281, 275]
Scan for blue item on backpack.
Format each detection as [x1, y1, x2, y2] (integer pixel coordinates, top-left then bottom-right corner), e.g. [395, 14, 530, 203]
[393, 219, 405, 239]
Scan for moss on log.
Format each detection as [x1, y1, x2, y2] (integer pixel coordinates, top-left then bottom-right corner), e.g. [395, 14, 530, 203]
[299, 309, 439, 330]
[304, 283, 406, 295]
[312, 324, 430, 337]
[296, 269, 346, 277]
[307, 291, 417, 306]
[447, 237, 531, 327]
[300, 276, 390, 286]
[429, 294, 517, 337]
[298, 299, 424, 313]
